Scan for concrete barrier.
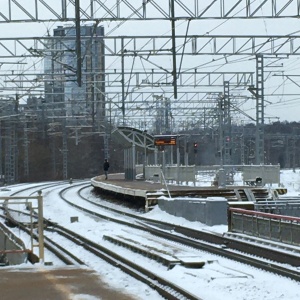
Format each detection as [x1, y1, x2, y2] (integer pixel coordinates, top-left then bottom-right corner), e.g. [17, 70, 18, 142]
[145, 165, 195, 185]
[242, 165, 280, 185]
[158, 197, 227, 226]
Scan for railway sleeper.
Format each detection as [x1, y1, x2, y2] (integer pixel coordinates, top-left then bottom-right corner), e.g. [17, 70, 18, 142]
[103, 235, 205, 270]
[103, 235, 179, 268]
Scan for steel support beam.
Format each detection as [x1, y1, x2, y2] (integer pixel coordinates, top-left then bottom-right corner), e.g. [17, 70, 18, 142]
[2, 35, 300, 58]
[0, 0, 299, 22]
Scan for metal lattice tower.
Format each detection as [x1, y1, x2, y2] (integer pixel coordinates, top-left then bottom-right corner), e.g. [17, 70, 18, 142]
[62, 123, 68, 180]
[4, 121, 17, 184]
[23, 123, 29, 180]
[255, 55, 265, 165]
[51, 138, 57, 179]
[292, 134, 296, 172]
[240, 125, 245, 165]
[104, 133, 109, 160]
[223, 81, 232, 165]
[0, 123, 2, 182]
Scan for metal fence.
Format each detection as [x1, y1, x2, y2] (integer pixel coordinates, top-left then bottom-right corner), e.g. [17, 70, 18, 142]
[255, 199, 300, 217]
[229, 208, 300, 246]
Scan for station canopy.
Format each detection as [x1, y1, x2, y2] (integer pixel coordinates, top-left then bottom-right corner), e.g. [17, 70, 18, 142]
[111, 126, 155, 152]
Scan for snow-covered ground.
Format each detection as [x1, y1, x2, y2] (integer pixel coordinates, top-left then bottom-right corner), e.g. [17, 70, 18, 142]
[1, 169, 300, 300]
[277, 169, 300, 196]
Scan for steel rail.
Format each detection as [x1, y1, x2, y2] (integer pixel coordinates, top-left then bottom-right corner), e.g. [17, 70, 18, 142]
[50, 225, 201, 300]
[76, 185, 300, 278]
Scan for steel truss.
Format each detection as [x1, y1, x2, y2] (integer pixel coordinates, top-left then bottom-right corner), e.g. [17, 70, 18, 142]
[0, 0, 299, 22]
[1, 69, 254, 83]
[1, 35, 300, 59]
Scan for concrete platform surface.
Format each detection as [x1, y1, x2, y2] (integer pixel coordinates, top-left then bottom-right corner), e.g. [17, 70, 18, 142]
[93, 173, 213, 191]
[0, 265, 138, 300]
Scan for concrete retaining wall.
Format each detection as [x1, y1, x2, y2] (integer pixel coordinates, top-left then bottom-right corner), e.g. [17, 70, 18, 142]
[158, 197, 228, 226]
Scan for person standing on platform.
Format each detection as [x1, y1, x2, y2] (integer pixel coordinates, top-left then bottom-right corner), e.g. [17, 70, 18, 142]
[103, 158, 110, 180]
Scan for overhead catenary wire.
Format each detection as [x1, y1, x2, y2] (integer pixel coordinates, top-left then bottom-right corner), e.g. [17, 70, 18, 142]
[2, 0, 300, 126]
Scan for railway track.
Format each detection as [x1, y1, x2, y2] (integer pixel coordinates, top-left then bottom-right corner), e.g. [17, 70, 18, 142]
[76, 185, 300, 280]
[0, 181, 88, 265]
[2, 182, 201, 299]
[46, 224, 201, 300]
[2, 181, 300, 300]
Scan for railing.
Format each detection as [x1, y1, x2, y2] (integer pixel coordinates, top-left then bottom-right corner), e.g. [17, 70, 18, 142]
[229, 208, 300, 246]
[0, 192, 45, 262]
[255, 200, 300, 217]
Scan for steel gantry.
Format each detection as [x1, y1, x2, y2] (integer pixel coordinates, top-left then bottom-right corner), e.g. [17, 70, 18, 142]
[0, 0, 300, 22]
[3, 35, 300, 58]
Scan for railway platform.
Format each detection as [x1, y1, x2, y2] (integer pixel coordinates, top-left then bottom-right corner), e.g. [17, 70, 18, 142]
[0, 265, 138, 300]
[92, 173, 199, 191]
[91, 173, 269, 208]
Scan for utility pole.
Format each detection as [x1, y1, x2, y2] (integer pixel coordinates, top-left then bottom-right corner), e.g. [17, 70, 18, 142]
[223, 81, 232, 165]
[121, 37, 125, 123]
[248, 54, 265, 165]
[62, 119, 68, 180]
[23, 122, 29, 181]
[0, 122, 2, 184]
[75, 0, 82, 87]
[255, 54, 265, 165]
[292, 133, 296, 172]
[171, 0, 177, 99]
[51, 137, 57, 179]
[218, 95, 226, 187]
[240, 123, 245, 165]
